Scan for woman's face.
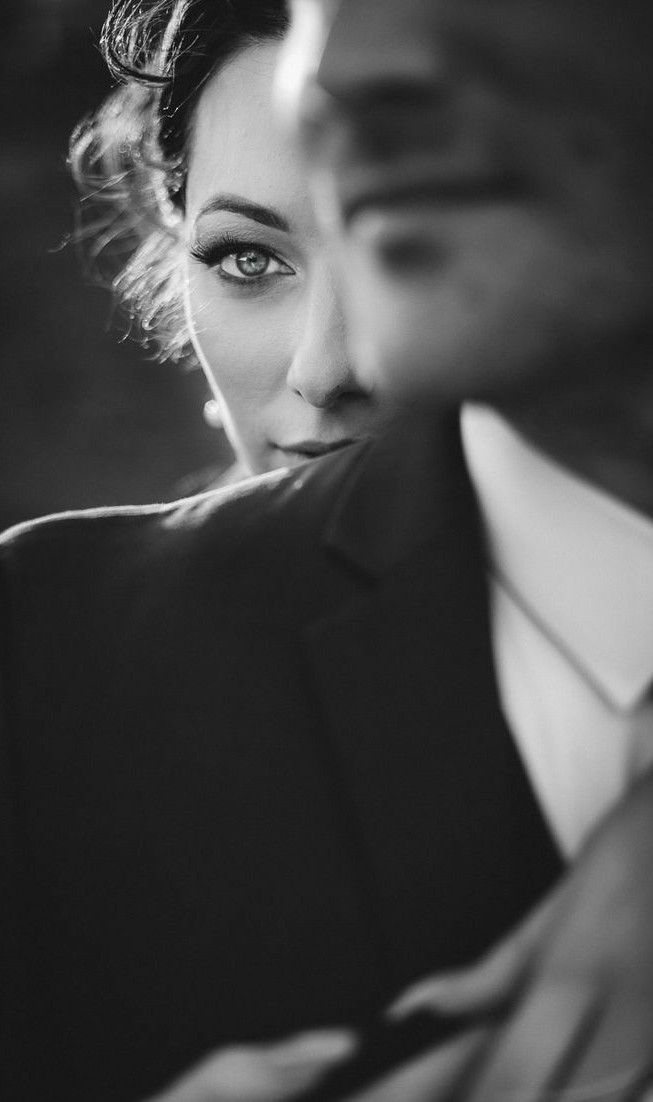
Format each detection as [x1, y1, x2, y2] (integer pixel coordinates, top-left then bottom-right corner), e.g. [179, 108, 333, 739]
[183, 40, 393, 474]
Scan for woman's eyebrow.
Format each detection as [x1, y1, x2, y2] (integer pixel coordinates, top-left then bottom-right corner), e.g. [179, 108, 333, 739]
[195, 193, 290, 232]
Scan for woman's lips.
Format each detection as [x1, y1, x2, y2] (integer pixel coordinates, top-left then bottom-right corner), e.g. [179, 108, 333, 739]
[272, 439, 358, 458]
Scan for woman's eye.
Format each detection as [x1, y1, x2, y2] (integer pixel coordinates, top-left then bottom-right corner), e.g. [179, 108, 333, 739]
[219, 248, 292, 282]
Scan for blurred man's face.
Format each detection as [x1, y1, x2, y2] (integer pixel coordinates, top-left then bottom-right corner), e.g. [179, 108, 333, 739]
[278, 0, 653, 405]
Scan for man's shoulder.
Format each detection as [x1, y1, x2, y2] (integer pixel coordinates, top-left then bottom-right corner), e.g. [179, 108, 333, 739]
[0, 442, 368, 584]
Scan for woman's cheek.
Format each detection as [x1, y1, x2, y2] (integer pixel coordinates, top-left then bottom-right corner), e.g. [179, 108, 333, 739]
[187, 273, 257, 389]
[188, 273, 295, 414]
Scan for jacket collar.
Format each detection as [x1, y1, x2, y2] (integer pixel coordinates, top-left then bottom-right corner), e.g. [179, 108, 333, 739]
[323, 407, 480, 579]
[307, 405, 562, 992]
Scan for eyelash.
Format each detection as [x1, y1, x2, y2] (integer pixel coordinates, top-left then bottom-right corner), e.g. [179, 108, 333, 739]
[189, 233, 295, 287]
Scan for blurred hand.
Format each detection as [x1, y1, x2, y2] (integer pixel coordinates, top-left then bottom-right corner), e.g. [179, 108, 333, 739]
[144, 767, 653, 1102]
[143, 1030, 356, 1102]
[378, 766, 653, 1101]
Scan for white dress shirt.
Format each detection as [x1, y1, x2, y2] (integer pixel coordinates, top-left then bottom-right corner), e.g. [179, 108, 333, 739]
[461, 404, 653, 858]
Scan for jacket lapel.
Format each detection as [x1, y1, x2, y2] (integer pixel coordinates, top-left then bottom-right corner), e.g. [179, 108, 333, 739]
[305, 410, 562, 993]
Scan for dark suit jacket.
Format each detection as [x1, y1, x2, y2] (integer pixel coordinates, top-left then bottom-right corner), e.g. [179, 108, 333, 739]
[0, 412, 562, 1101]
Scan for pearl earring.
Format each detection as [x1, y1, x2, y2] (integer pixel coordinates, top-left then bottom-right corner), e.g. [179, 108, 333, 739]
[203, 399, 223, 429]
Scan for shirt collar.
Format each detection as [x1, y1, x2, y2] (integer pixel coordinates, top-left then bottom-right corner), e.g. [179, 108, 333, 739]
[461, 403, 653, 713]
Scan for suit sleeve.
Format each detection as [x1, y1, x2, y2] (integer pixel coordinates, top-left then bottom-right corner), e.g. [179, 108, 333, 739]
[0, 544, 19, 1053]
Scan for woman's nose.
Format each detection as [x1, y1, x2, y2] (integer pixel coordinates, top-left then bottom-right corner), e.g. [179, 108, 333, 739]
[286, 272, 365, 409]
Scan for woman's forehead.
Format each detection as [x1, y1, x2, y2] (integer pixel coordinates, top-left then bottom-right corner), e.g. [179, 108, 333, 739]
[185, 41, 309, 226]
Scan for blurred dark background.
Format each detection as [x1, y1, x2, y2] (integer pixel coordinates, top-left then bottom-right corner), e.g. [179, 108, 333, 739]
[0, 0, 231, 531]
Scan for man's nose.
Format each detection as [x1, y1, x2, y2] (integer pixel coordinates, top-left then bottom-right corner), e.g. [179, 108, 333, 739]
[286, 268, 364, 409]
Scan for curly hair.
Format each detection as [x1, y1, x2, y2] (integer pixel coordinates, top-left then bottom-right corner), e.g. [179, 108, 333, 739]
[70, 0, 289, 361]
